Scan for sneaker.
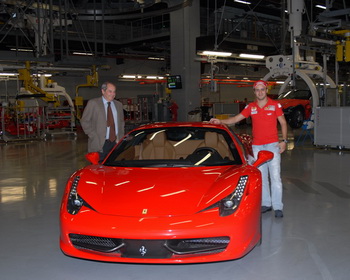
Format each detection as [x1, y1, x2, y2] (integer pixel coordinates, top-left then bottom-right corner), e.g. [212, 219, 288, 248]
[261, 206, 272, 213]
[275, 210, 284, 218]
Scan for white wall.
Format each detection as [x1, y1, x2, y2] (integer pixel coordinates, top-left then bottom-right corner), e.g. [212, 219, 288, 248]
[200, 82, 281, 104]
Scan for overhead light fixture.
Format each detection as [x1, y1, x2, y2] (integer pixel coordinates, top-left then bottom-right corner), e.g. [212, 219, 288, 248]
[72, 52, 93, 56]
[148, 57, 165, 61]
[120, 75, 166, 80]
[234, 0, 251, 4]
[10, 48, 32, 52]
[0, 73, 19, 76]
[315, 5, 326, 10]
[32, 73, 52, 77]
[202, 51, 232, 57]
[239, 53, 265, 59]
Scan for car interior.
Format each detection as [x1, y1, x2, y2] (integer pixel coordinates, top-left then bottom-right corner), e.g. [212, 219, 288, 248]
[107, 128, 243, 167]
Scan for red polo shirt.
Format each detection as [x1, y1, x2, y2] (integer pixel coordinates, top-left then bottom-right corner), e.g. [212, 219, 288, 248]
[240, 98, 284, 145]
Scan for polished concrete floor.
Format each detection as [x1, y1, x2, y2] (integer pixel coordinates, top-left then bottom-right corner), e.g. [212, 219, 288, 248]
[1, 127, 350, 280]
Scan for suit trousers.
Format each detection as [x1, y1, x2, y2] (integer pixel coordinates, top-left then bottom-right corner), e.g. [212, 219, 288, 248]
[99, 140, 115, 162]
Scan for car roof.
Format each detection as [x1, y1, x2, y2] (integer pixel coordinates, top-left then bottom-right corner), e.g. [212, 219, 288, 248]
[135, 122, 228, 131]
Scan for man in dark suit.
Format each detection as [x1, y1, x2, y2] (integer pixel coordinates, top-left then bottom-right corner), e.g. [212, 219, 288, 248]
[80, 81, 125, 161]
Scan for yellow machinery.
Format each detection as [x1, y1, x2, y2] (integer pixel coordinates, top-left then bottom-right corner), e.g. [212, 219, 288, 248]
[16, 61, 76, 137]
[75, 65, 99, 119]
[1, 61, 99, 140]
[17, 61, 75, 108]
[333, 30, 350, 62]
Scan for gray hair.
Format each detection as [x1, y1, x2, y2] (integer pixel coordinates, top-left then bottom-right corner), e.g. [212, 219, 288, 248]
[101, 81, 115, 91]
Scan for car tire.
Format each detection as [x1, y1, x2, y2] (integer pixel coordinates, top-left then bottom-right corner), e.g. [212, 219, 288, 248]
[289, 109, 304, 129]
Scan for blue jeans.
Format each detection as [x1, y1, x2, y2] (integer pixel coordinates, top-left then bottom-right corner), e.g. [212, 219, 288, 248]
[252, 142, 283, 210]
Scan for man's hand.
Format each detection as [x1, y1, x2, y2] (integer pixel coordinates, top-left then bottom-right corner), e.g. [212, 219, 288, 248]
[278, 141, 287, 153]
[209, 118, 222, 124]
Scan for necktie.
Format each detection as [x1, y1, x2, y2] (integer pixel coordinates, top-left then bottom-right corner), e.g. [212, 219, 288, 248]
[107, 102, 116, 142]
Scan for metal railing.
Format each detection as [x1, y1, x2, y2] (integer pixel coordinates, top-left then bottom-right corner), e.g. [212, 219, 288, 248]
[0, 105, 45, 142]
[0, 104, 76, 142]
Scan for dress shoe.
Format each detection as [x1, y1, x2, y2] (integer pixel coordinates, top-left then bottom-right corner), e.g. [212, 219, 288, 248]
[275, 210, 284, 218]
[261, 206, 272, 213]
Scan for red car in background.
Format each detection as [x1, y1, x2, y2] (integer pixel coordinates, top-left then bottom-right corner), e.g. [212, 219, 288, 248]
[60, 122, 273, 263]
[278, 89, 312, 129]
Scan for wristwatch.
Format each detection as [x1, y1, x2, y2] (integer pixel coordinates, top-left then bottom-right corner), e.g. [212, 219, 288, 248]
[281, 139, 288, 143]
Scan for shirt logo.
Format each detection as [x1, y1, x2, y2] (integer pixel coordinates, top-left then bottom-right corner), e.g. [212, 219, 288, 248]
[264, 105, 275, 111]
[251, 107, 258, 114]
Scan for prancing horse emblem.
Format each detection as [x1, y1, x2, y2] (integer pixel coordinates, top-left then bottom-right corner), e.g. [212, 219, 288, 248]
[142, 209, 148, 214]
[139, 245, 147, 256]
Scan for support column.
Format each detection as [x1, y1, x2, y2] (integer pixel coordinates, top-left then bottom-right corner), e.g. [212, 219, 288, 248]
[170, 1, 200, 121]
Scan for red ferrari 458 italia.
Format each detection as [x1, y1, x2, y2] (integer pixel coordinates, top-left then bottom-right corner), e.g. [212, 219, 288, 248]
[60, 122, 273, 263]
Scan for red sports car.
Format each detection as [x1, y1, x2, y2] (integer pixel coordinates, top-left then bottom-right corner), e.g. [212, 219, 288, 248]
[60, 122, 273, 263]
[278, 89, 312, 128]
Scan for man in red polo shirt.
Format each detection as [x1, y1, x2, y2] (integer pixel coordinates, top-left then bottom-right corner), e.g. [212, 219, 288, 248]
[209, 80, 288, 218]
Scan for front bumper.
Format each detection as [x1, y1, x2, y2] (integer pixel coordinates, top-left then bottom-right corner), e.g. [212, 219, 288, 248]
[60, 202, 261, 263]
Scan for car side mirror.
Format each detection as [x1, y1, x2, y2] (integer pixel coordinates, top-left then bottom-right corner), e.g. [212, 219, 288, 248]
[85, 152, 100, 165]
[252, 151, 274, 168]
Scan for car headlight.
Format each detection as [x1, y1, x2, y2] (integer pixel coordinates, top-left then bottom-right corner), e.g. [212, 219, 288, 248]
[67, 176, 85, 215]
[219, 175, 248, 217]
[200, 175, 249, 216]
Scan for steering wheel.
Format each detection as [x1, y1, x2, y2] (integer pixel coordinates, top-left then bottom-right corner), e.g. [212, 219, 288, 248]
[186, 147, 223, 165]
[193, 147, 219, 156]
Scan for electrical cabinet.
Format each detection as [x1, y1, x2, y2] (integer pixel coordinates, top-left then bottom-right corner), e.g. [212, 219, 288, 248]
[314, 107, 350, 148]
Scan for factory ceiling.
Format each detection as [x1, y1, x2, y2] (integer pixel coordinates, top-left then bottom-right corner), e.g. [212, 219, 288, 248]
[0, 0, 349, 79]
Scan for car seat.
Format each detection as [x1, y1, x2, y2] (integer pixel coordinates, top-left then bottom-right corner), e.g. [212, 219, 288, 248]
[200, 132, 231, 159]
[140, 132, 176, 159]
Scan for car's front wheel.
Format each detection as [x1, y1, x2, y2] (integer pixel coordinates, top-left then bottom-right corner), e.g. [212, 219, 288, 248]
[289, 109, 304, 128]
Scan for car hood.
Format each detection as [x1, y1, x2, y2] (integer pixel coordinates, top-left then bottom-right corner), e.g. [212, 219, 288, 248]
[77, 165, 250, 217]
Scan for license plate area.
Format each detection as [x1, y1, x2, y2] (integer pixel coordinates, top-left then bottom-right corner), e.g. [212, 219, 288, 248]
[121, 240, 172, 259]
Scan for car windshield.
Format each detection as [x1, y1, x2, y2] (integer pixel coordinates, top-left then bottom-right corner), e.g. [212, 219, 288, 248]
[104, 127, 243, 167]
[278, 90, 311, 100]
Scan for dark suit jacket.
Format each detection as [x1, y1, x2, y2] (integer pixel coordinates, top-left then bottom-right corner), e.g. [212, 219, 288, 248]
[80, 97, 125, 153]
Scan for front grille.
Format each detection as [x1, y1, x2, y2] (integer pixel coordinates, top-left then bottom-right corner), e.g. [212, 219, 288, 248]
[165, 237, 230, 254]
[69, 234, 230, 258]
[69, 234, 124, 253]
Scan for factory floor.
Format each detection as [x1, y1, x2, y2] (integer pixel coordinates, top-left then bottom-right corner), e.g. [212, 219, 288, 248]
[1, 126, 349, 280]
